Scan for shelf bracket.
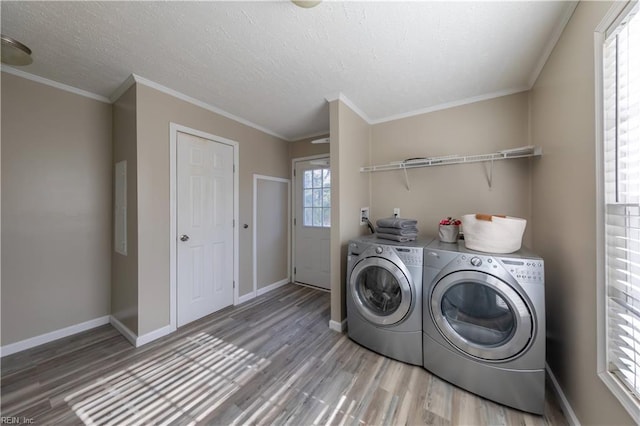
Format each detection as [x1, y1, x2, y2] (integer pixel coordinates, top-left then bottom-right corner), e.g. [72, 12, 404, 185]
[485, 158, 494, 189]
[402, 163, 411, 191]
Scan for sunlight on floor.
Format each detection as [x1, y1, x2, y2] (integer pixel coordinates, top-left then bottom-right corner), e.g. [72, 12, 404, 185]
[64, 333, 269, 425]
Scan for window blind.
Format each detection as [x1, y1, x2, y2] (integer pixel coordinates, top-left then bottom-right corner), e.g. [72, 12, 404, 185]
[604, 2, 640, 402]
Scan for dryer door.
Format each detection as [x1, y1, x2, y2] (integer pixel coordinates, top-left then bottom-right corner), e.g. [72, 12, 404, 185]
[349, 257, 412, 326]
[430, 270, 533, 361]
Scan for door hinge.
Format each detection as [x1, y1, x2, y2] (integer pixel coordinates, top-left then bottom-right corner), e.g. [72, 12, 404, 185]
[294, 218, 296, 226]
[293, 168, 296, 177]
[233, 219, 235, 228]
[233, 164, 236, 173]
[233, 281, 236, 288]
[294, 267, 296, 275]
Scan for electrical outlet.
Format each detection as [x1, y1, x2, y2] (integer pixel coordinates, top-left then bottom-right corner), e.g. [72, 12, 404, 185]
[393, 208, 400, 217]
[360, 207, 370, 225]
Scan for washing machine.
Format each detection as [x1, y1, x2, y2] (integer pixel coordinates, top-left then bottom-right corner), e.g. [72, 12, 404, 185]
[422, 240, 545, 414]
[346, 235, 432, 365]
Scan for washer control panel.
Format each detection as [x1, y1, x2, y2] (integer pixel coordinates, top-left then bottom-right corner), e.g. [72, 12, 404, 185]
[394, 247, 423, 267]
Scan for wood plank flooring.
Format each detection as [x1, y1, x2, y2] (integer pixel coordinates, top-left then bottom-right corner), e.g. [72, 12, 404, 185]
[1, 284, 567, 425]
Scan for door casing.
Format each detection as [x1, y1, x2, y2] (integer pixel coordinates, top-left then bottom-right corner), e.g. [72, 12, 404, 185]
[169, 123, 239, 330]
[291, 154, 331, 290]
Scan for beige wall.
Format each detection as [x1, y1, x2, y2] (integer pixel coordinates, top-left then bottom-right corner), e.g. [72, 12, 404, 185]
[135, 84, 289, 334]
[530, 1, 633, 424]
[111, 85, 138, 334]
[370, 92, 532, 244]
[330, 100, 371, 324]
[256, 178, 289, 289]
[1, 72, 112, 345]
[289, 134, 330, 166]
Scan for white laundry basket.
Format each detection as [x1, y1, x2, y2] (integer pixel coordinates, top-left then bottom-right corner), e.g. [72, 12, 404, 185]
[461, 214, 526, 254]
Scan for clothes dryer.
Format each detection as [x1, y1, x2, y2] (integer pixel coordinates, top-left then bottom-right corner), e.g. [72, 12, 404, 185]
[346, 235, 431, 365]
[423, 240, 545, 414]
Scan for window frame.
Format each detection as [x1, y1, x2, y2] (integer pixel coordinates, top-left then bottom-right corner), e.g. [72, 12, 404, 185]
[596, 1, 640, 422]
[301, 167, 331, 228]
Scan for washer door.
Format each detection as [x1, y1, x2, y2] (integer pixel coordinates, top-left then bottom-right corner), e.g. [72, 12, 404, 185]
[350, 257, 412, 326]
[431, 270, 533, 361]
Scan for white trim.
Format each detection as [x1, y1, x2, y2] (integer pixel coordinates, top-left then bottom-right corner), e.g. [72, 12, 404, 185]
[546, 363, 581, 426]
[169, 123, 240, 332]
[237, 292, 255, 305]
[290, 155, 331, 284]
[594, 4, 640, 422]
[109, 315, 138, 347]
[256, 279, 290, 297]
[134, 74, 288, 141]
[329, 319, 347, 333]
[594, 23, 608, 394]
[109, 74, 136, 103]
[136, 324, 174, 347]
[325, 92, 372, 124]
[370, 87, 529, 125]
[253, 174, 291, 300]
[1, 66, 111, 103]
[1, 316, 110, 357]
[527, 1, 579, 88]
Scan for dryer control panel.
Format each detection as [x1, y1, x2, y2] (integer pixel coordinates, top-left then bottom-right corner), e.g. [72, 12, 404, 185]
[501, 258, 545, 284]
[453, 254, 544, 285]
[394, 247, 423, 267]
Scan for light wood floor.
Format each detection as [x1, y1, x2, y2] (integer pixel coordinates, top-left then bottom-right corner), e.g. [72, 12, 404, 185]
[1, 284, 567, 425]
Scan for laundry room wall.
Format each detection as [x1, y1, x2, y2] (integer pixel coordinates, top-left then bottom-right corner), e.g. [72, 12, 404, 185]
[530, 0, 633, 424]
[369, 92, 532, 244]
[135, 83, 290, 336]
[288, 134, 330, 164]
[1, 72, 112, 346]
[111, 84, 139, 334]
[329, 99, 371, 325]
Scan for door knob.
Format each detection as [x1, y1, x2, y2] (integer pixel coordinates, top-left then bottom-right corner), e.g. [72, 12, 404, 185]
[180, 234, 190, 242]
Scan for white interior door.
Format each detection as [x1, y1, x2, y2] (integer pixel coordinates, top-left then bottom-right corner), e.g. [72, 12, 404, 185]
[294, 159, 330, 290]
[177, 131, 234, 327]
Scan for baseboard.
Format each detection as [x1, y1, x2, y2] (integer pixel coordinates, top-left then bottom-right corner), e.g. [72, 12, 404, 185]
[237, 292, 256, 305]
[136, 324, 175, 347]
[237, 279, 290, 305]
[109, 315, 138, 347]
[256, 278, 289, 296]
[0, 315, 110, 357]
[329, 319, 347, 333]
[546, 363, 581, 426]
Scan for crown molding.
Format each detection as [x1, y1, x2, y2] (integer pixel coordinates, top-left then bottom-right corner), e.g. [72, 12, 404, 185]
[130, 74, 290, 141]
[369, 86, 529, 125]
[1, 66, 110, 103]
[527, 1, 579, 88]
[325, 92, 373, 124]
[109, 74, 136, 103]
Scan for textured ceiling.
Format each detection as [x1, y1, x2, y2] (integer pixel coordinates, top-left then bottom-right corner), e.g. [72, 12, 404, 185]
[1, 1, 575, 141]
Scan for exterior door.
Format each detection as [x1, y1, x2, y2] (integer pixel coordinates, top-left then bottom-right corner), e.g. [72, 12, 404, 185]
[349, 257, 412, 326]
[177, 131, 234, 327]
[294, 159, 330, 290]
[430, 270, 533, 360]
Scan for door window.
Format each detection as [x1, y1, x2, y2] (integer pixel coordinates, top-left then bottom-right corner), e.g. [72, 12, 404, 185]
[303, 168, 330, 227]
[441, 283, 516, 346]
[355, 266, 403, 315]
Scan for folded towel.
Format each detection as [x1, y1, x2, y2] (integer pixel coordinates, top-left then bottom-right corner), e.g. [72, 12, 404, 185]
[376, 226, 418, 236]
[376, 233, 416, 242]
[376, 217, 418, 229]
